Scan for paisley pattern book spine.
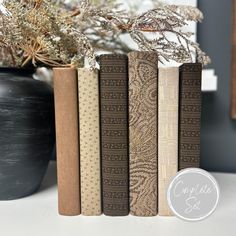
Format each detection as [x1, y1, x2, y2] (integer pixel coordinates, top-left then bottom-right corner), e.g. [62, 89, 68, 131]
[128, 52, 158, 216]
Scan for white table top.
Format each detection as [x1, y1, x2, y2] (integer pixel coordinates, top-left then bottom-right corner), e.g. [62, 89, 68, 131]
[0, 162, 235, 236]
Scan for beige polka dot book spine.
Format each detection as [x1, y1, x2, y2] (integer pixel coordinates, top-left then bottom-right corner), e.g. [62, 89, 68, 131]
[78, 69, 102, 216]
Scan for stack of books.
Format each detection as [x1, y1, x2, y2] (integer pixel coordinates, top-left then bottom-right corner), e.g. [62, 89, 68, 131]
[54, 52, 202, 217]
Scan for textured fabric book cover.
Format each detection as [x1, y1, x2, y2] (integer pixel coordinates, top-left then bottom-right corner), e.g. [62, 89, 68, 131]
[179, 63, 202, 170]
[128, 51, 158, 216]
[99, 54, 129, 216]
[78, 68, 101, 216]
[53, 68, 80, 216]
[158, 67, 179, 216]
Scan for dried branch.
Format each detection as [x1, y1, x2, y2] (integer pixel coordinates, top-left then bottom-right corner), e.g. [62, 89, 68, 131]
[0, 0, 210, 68]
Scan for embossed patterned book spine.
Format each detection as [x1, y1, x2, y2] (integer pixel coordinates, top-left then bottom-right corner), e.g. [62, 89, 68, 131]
[78, 69, 101, 216]
[128, 51, 158, 216]
[158, 67, 179, 216]
[179, 63, 202, 170]
[99, 54, 129, 216]
[53, 68, 80, 216]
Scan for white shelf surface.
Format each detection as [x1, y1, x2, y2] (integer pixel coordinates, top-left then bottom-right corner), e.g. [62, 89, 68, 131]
[0, 162, 235, 236]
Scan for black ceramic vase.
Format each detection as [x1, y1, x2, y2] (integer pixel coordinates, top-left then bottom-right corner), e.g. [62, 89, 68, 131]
[0, 68, 55, 200]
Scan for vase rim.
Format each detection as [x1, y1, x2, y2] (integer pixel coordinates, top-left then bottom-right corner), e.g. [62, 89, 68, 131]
[0, 67, 36, 75]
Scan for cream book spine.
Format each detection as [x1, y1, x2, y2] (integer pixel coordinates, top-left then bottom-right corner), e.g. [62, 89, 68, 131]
[78, 68, 102, 216]
[158, 67, 179, 216]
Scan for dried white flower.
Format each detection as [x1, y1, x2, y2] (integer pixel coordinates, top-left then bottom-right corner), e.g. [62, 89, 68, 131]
[52, 36, 61, 42]
[0, 0, 11, 17]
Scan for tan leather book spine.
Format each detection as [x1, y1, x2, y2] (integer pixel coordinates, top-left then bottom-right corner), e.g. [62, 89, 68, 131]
[78, 68, 101, 216]
[53, 68, 80, 216]
[128, 51, 158, 216]
[179, 63, 202, 170]
[158, 67, 179, 216]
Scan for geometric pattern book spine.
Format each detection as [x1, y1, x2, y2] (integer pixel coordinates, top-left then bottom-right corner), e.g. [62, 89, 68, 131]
[178, 63, 202, 170]
[78, 68, 102, 216]
[99, 54, 129, 216]
[128, 51, 158, 216]
[158, 67, 179, 216]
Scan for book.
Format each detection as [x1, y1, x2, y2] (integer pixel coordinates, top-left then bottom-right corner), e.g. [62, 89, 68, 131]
[99, 54, 129, 216]
[158, 67, 179, 216]
[53, 68, 80, 216]
[179, 63, 202, 170]
[128, 51, 158, 216]
[78, 68, 102, 216]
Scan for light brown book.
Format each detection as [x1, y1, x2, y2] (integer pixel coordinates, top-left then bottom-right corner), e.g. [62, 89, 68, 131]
[158, 67, 179, 216]
[53, 68, 80, 216]
[128, 51, 158, 216]
[78, 68, 101, 216]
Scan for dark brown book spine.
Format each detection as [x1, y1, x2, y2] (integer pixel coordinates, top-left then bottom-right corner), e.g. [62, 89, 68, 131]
[99, 54, 129, 216]
[179, 63, 202, 170]
[53, 68, 80, 216]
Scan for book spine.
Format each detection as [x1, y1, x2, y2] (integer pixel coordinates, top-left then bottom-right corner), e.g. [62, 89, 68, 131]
[53, 68, 80, 216]
[78, 69, 102, 216]
[158, 67, 179, 216]
[179, 63, 202, 170]
[99, 54, 129, 216]
[128, 52, 158, 216]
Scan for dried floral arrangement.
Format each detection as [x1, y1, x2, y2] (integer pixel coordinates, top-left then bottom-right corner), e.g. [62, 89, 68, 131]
[0, 0, 210, 68]
[0, 0, 95, 67]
